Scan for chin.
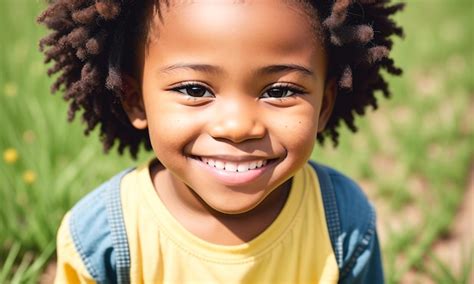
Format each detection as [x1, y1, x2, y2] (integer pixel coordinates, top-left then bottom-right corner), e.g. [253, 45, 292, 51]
[205, 194, 267, 215]
[210, 205, 259, 215]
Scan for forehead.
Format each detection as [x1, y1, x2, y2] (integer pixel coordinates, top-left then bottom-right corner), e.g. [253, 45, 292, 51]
[161, 0, 313, 11]
[149, 0, 320, 42]
[144, 0, 326, 77]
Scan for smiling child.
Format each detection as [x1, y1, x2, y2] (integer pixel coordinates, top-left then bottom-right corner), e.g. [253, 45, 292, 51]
[38, 0, 404, 283]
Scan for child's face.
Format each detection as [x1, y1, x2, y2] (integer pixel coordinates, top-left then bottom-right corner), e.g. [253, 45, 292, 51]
[126, 0, 335, 214]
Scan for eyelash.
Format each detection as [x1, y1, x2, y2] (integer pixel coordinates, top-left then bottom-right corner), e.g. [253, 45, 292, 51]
[170, 82, 306, 99]
[170, 82, 214, 99]
[261, 83, 306, 99]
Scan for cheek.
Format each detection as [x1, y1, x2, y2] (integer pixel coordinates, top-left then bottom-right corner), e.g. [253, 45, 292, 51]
[145, 102, 201, 156]
[283, 121, 317, 164]
[266, 103, 319, 155]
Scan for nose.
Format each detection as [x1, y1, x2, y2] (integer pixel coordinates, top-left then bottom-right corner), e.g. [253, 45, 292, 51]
[207, 98, 266, 143]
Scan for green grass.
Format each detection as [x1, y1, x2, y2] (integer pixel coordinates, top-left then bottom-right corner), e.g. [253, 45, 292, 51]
[1, 0, 473, 283]
[0, 1, 147, 281]
[427, 248, 474, 284]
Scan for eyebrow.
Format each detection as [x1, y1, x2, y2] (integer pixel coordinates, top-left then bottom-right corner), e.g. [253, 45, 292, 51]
[159, 63, 314, 77]
[160, 64, 222, 74]
[257, 64, 314, 77]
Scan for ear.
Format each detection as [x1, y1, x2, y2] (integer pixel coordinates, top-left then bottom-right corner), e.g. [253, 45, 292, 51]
[121, 74, 147, 129]
[317, 78, 337, 132]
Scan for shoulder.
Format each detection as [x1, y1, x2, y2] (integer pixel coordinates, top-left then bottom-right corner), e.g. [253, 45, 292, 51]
[67, 168, 133, 282]
[55, 212, 95, 283]
[309, 161, 375, 233]
[308, 161, 383, 282]
[318, 163, 375, 234]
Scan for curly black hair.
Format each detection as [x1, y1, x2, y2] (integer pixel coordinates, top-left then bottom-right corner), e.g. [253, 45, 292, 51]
[38, 0, 404, 159]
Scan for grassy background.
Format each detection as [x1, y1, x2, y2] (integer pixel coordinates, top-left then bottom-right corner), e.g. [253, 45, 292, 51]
[1, 0, 473, 283]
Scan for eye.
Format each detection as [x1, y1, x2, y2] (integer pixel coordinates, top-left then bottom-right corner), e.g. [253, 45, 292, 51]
[261, 84, 305, 99]
[171, 83, 214, 98]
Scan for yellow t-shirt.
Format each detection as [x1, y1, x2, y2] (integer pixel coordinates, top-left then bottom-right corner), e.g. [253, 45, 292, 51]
[55, 162, 338, 283]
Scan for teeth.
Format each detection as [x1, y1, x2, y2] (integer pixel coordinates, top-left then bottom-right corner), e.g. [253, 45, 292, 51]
[215, 160, 225, 170]
[208, 159, 216, 167]
[199, 157, 269, 172]
[237, 164, 249, 172]
[249, 161, 257, 169]
[225, 162, 237, 172]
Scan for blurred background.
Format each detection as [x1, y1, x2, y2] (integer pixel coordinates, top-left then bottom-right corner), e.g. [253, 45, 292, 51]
[0, 0, 472, 283]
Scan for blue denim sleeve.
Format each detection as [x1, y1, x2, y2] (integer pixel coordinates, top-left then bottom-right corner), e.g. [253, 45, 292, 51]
[324, 167, 384, 284]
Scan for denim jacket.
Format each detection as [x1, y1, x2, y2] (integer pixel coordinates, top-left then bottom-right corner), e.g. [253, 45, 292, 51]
[68, 161, 384, 283]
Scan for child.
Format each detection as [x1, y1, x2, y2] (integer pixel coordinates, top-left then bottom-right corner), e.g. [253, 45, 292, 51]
[38, 0, 404, 283]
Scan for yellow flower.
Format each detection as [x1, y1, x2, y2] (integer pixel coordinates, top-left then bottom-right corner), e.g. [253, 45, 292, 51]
[4, 83, 18, 97]
[23, 170, 37, 184]
[3, 148, 18, 164]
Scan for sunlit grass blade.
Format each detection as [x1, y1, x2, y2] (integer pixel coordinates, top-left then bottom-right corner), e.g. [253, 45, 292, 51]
[19, 241, 55, 284]
[0, 242, 21, 283]
[427, 246, 474, 284]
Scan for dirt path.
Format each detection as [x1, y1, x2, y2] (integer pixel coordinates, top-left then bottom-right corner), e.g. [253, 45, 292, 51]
[400, 164, 474, 283]
[39, 259, 56, 284]
[427, 164, 474, 282]
[360, 158, 474, 283]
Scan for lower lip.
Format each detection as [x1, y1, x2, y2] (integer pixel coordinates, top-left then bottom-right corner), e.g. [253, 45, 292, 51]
[191, 158, 272, 186]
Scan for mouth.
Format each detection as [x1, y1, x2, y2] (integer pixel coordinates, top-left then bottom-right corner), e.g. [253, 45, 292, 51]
[194, 156, 276, 172]
[189, 155, 279, 186]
